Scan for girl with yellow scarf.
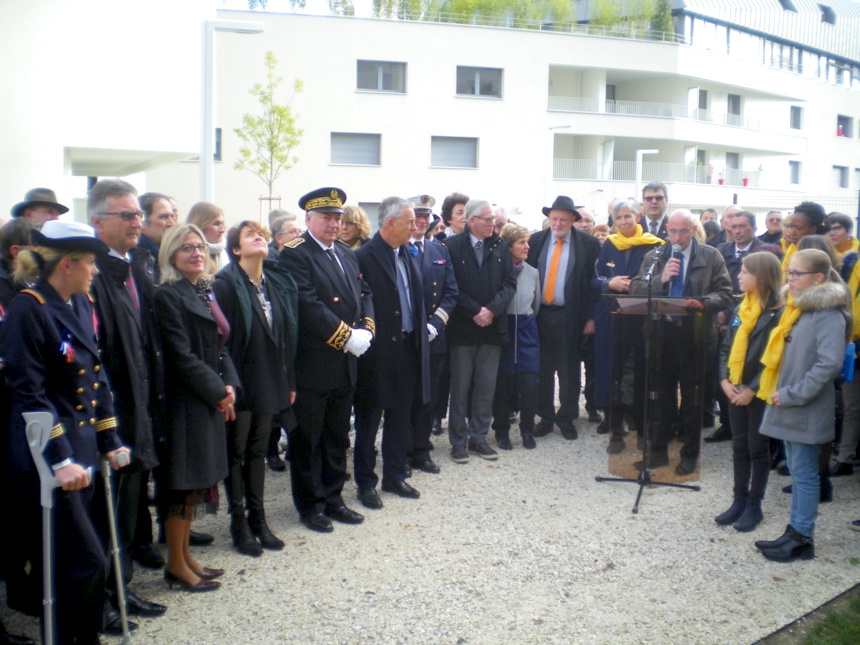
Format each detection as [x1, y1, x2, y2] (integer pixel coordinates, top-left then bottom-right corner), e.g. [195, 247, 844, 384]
[715, 252, 783, 532]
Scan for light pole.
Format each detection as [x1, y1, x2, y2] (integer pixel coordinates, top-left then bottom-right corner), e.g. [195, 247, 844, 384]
[635, 148, 659, 197]
[201, 19, 264, 203]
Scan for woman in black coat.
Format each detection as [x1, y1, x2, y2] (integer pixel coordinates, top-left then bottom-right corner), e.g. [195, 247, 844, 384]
[154, 223, 239, 592]
[212, 221, 298, 556]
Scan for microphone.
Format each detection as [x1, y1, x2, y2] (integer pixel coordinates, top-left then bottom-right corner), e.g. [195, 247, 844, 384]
[670, 244, 683, 293]
[641, 241, 674, 282]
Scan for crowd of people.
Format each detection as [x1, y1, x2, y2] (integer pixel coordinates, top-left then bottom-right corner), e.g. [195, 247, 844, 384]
[0, 181, 858, 644]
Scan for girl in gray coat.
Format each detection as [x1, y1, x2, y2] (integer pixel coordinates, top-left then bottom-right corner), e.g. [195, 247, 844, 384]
[755, 249, 851, 562]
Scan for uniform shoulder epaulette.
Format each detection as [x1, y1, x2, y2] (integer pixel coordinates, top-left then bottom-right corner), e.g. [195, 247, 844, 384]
[284, 238, 305, 249]
[20, 289, 46, 305]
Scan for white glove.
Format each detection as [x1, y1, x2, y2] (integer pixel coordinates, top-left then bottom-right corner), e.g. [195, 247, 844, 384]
[426, 323, 439, 342]
[344, 328, 372, 357]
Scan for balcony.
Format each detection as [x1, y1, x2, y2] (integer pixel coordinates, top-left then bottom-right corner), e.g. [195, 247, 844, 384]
[548, 97, 761, 130]
[553, 159, 761, 187]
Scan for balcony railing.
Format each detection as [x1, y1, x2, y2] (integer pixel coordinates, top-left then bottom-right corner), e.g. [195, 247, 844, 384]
[549, 97, 761, 129]
[554, 159, 761, 187]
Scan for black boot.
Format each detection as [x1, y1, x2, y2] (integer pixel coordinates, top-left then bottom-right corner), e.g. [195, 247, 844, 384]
[248, 509, 285, 550]
[759, 525, 814, 562]
[495, 429, 513, 451]
[733, 498, 763, 532]
[755, 524, 793, 551]
[230, 511, 262, 557]
[714, 496, 747, 525]
[521, 431, 536, 450]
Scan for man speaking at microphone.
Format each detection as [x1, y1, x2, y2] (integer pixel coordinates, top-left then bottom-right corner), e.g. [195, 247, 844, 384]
[630, 209, 732, 475]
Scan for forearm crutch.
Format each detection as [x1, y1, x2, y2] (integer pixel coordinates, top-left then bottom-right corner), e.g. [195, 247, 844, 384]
[101, 453, 131, 644]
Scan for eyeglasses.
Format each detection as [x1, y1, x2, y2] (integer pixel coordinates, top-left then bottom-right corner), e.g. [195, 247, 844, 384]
[178, 244, 207, 254]
[767, 218, 782, 223]
[784, 270, 816, 279]
[667, 229, 693, 236]
[643, 196, 666, 202]
[829, 225, 845, 231]
[472, 216, 495, 223]
[99, 211, 145, 221]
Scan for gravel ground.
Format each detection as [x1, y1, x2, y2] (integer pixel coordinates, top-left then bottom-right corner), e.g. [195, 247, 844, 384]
[4, 417, 860, 645]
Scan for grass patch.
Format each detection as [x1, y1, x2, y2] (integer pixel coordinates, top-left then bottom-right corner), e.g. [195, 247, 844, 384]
[804, 594, 860, 645]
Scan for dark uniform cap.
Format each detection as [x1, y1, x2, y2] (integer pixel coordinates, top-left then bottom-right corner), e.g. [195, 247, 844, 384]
[299, 187, 347, 214]
[30, 220, 108, 255]
[12, 187, 70, 218]
[542, 195, 582, 221]
[408, 195, 436, 215]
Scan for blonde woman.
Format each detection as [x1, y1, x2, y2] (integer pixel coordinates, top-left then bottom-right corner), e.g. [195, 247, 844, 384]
[187, 201, 229, 272]
[339, 205, 371, 249]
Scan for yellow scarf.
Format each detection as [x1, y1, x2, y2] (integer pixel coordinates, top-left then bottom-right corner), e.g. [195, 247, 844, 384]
[780, 238, 789, 253]
[781, 243, 796, 270]
[836, 237, 860, 257]
[728, 293, 763, 385]
[848, 260, 860, 340]
[607, 224, 665, 251]
[757, 293, 801, 402]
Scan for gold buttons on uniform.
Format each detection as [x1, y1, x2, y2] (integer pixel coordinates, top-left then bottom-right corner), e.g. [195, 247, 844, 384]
[333, 297, 339, 302]
[93, 383, 100, 390]
[76, 405, 84, 411]
[89, 418, 96, 425]
[92, 400, 98, 407]
[78, 421, 85, 428]
[77, 369, 85, 376]
[94, 365, 101, 372]
[433, 282, 437, 286]
[76, 388, 84, 394]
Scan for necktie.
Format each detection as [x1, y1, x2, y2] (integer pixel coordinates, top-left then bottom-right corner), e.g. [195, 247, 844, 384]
[737, 249, 747, 260]
[474, 240, 483, 268]
[670, 253, 685, 298]
[412, 240, 423, 254]
[125, 267, 140, 314]
[544, 238, 564, 304]
[396, 251, 414, 333]
[650, 221, 658, 235]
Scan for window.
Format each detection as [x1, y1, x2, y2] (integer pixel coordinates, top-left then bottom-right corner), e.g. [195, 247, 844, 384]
[727, 94, 741, 116]
[330, 133, 381, 166]
[456, 67, 502, 98]
[789, 160, 801, 184]
[836, 114, 853, 137]
[358, 202, 380, 233]
[819, 4, 835, 25]
[790, 106, 803, 129]
[606, 84, 616, 102]
[431, 136, 478, 168]
[698, 89, 708, 110]
[357, 61, 406, 93]
[833, 165, 848, 188]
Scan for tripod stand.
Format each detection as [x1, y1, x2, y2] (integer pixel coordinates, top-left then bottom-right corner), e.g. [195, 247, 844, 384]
[596, 281, 701, 513]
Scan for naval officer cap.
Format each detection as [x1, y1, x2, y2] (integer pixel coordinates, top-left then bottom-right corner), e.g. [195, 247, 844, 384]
[31, 220, 108, 255]
[299, 187, 347, 214]
[408, 195, 436, 216]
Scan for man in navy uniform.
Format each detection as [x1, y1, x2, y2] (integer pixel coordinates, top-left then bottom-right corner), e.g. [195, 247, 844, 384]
[353, 196, 430, 509]
[280, 187, 374, 533]
[406, 195, 458, 473]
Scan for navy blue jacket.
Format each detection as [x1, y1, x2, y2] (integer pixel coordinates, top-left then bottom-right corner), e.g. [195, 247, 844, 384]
[413, 238, 458, 355]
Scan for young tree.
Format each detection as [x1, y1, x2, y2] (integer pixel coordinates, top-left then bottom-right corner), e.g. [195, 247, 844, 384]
[233, 50, 304, 207]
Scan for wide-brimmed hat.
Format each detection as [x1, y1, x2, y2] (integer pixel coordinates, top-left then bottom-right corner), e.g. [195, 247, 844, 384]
[30, 220, 108, 255]
[299, 187, 346, 214]
[542, 195, 582, 221]
[11, 187, 70, 218]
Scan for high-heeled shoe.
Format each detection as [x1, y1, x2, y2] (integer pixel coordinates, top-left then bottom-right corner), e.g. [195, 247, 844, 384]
[164, 570, 221, 592]
[193, 566, 225, 580]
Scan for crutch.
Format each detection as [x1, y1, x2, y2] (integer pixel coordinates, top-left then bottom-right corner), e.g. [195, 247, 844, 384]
[101, 451, 131, 644]
[24, 411, 92, 645]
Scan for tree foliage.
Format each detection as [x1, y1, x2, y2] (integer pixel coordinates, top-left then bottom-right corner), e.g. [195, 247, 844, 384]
[287, 0, 355, 14]
[233, 51, 304, 202]
[247, 0, 268, 8]
[651, 0, 674, 33]
[372, 0, 572, 24]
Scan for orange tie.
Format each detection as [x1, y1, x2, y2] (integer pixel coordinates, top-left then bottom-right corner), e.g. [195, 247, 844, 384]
[544, 238, 564, 304]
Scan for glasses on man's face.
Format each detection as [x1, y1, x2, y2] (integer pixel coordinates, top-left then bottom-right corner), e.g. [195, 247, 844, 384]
[178, 244, 207, 254]
[643, 195, 665, 202]
[473, 216, 494, 223]
[784, 270, 815, 279]
[667, 229, 692, 237]
[100, 211, 144, 221]
[767, 218, 782, 223]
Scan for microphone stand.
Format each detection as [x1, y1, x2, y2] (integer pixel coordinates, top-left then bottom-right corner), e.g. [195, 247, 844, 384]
[596, 246, 700, 514]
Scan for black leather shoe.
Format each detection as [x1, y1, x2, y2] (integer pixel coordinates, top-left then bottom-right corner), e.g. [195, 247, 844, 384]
[830, 461, 853, 476]
[326, 504, 365, 524]
[358, 487, 383, 509]
[704, 425, 732, 443]
[495, 433, 513, 450]
[755, 524, 793, 551]
[533, 422, 554, 437]
[432, 418, 444, 435]
[130, 543, 165, 569]
[300, 513, 334, 533]
[125, 591, 167, 617]
[675, 458, 698, 476]
[189, 530, 214, 546]
[266, 454, 286, 472]
[714, 497, 746, 525]
[633, 452, 669, 470]
[760, 525, 814, 562]
[381, 479, 421, 499]
[248, 510, 286, 550]
[102, 609, 138, 635]
[521, 433, 536, 449]
[558, 423, 578, 440]
[451, 446, 469, 463]
[411, 459, 441, 474]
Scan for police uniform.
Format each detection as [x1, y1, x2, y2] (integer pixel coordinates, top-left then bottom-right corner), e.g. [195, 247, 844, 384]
[279, 188, 374, 529]
[1, 222, 123, 644]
